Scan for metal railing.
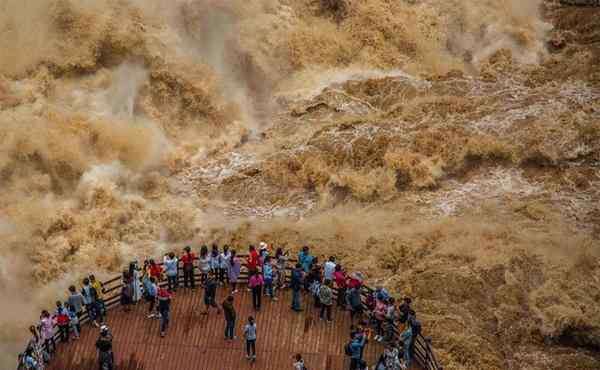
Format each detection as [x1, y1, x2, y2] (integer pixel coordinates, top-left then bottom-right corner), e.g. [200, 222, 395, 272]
[21, 254, 442, 370]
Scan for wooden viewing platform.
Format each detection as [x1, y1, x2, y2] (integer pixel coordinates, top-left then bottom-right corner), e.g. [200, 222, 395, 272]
[29, 256, 442, 370]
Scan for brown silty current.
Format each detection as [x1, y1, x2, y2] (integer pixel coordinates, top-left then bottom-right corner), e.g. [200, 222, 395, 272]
[1, 0, 599, 369]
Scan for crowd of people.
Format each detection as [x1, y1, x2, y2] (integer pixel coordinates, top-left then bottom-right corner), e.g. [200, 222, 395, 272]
[18, 243, 424, 370]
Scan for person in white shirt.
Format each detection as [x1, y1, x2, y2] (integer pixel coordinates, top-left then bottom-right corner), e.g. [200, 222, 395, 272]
[163, 252, 179, 291]
[219, 245, 232, 285]
[323, 256, 337, 282]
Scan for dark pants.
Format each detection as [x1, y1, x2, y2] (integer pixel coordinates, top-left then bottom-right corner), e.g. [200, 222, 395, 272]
[252, 286, 262, 310]
[86, 303, 97, 322]
[96, 299, 107, 319]
[183, 267, 195, 288]
[218, 268, 227, 283]
[98, 351, 113, 370]
[147, 296, 156, 313]
[160, 310, 170, 333]
[320, 304, 332, 321]
[58, 324, 69, 342]
[350, 358, 365, 370]
[313, 293, 320, 308]
[337, 287, 346, 307]
[264, 279, 273, 297]
[44, 338, 56, 354]
[291, 288, 302, 310]
[225, 318, 235, 339]
[167, 274, 178, 291]
[246, 339, 256, 357]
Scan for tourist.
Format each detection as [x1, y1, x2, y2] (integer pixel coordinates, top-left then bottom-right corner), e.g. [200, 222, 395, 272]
[243, 316, 257, 361]
[319, 279, 334, 322]
[66, 303, 80, 340]
[81, 277, 100, 327]
[399, 320, 413, 368]
[181, 246, 196, 289]
[384, 344, 402, 370]
[333, 264, 347, 308]
[275, 248, 289, 291]
[219, 245, 231, 285]
[290, 263, 304, 312]
[348, 332, 367, 370]
[96, 326, 113, 370]
[67, 285, 84, 319]
[199, 245, 210, 287]
[308, 264, 322, 307]
[39, 310, 55, 356]
[258, 242, 269, 266]
[148, 259, 162, 282]
[348, 285, 363, 324]
[157, 287, 173, 337]
[202, 275, 220, 315]
[89, 275, 106, 319]
[298, 246, 315, 274]
[145, 276, 158, 318]
[163, 252, 179, 292]
[407, 313, 421, 367]
[120, 271, 133, 312]
[222, 295, 236, 340]
[54, 301, 70, 343]
[262, 256, 276, 300]
[247, 245, 259, 273]
[383, 298, 397, 343]
[21, 348, 41, 370]
[229, 249, 241, 293]
[210, 244, 220, 278]
[293, 353, 307, 370]
[398, 297, 412, 326]
[373, 294, 387, 342]
[27, 325, 48, 366]
[249, 269, 264, 311]
[324, 256, 336, 282]
[129, 262, 143, 304]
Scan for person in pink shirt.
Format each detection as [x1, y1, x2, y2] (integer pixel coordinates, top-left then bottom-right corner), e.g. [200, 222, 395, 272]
[39, 310, 56, 355]
[248, 269, 264, 311]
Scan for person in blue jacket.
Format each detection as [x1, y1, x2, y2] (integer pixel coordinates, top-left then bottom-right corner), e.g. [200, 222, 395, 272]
[349, 333, 367, 370]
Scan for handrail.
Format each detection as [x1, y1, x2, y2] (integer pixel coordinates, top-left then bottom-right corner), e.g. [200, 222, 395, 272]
[19, 253, 441, 370]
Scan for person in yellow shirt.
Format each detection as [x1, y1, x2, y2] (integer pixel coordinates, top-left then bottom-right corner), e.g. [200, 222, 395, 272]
[89, 274, 107, 318]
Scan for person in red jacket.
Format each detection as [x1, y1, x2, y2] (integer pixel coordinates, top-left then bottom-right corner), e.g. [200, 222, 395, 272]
[181, 246, 197, 289]
[247, 245, 259, 272]
[148, 259, 163, 281]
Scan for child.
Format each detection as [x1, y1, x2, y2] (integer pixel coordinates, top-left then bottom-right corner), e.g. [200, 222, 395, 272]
[66, 303, 80, 340]
[243, 316, 257, 361]
[181, 246, 196, 289]
[145, 276, 158, 319]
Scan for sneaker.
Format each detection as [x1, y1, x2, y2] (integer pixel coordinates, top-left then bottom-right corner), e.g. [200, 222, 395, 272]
[160, 332, 165, 338]
[147, 314, 155, 319]
[272, 297, 279, 301]
[232, 290, 239, 294]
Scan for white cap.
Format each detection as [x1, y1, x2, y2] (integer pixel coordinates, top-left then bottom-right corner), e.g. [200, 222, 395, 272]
[259, 242, 268, 250]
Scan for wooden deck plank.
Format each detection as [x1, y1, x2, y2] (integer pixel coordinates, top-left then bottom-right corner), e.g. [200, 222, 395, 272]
[47, 286, 387, 370]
